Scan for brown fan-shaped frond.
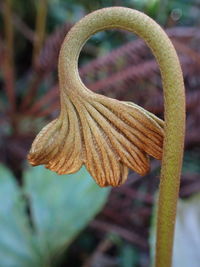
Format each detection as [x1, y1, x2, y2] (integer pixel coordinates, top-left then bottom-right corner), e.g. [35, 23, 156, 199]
[28, 90, 164, 187]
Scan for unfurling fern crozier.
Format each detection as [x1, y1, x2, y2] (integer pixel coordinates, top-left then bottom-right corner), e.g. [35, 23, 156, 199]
[28, 88, 164, 187]
[28, 7, 165, 187]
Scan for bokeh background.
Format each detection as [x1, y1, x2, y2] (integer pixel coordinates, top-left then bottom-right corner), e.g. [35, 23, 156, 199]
[0, 0, 200, 266]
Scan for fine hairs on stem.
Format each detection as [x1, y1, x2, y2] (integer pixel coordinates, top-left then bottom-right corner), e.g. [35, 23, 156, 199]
[28, 7, 185, 267]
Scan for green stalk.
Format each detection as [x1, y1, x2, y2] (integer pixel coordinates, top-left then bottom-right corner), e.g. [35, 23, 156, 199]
[58, 7, 185, 267]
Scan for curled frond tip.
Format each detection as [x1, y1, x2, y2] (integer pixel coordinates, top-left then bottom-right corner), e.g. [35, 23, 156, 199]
[28, 92, 164, 187]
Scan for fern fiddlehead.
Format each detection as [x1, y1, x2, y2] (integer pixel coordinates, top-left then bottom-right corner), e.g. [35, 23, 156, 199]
[28, 7, 185, 267]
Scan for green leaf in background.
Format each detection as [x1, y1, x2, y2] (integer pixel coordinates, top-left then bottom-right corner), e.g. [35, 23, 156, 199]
[119, 243, 138, 267]
[172, 193, 200, 267]
[150, 193, 200, 267]
[0, 164, 110, 267]
[24, 166, 110, 261]
[0, 165, 41, 267]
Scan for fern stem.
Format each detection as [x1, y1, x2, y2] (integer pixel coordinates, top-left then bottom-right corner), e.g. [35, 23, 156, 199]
[58, 7, 185, 266]
[3, 0, 16, 111]
[21, 0, 48, 111]
[32, 0, 48, 68]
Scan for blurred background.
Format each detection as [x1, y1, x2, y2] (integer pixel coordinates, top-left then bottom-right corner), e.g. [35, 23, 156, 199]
[0, 0, 200, 266]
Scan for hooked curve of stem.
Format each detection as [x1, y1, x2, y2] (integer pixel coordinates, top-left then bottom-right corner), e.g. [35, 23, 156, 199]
[58, 7, 185, 267]
[28, 7, 185, 267]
